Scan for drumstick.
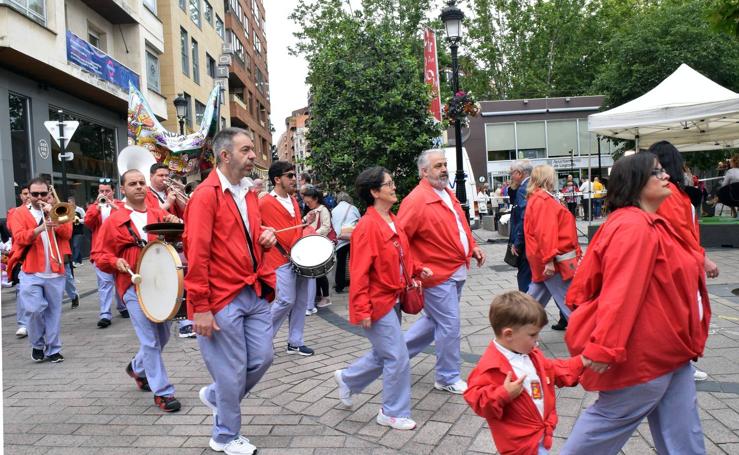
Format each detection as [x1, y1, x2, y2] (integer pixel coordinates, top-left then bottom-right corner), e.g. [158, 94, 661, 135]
[272, 223, 308, 234]
[125, 266, 142, 285]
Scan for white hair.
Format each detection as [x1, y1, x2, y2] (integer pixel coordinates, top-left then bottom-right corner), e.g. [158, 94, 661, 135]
[510, 159, 533, 176]
[417, 149, 446, 178]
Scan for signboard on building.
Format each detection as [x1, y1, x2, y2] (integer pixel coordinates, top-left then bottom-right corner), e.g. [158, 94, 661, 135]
[66, 31, 140, 92]
[423, 28, 442, 123]
[37, 139, 50, 160]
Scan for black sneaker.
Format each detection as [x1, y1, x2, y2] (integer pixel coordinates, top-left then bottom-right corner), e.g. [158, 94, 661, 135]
[97, 318, 112, 328]
[551, 317, 568, 331]
[48, 353, 64, 363]
[287, 344, 315, 356]
[126, 361, 151, 391]
[32, 348, 45, 362]
[119, 310, 130, 319]
[178, 325, 196, 338]
[71, 296, 80, 309]
[154, 395, 181, 412]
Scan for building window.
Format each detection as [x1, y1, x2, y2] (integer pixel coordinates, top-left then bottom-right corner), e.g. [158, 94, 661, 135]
[229, 30, 245, 63]
[254, 35, 261, 54]
[546, 120, 578, 157]
[191, 38, 200, 84]
[204, 0, 213, 25]
[49, 108, 117, 180]
[2, 0, 46, 25]
[243, 13, 249, 35]
[180, 28, 189, 77]
[256, 69, 265, 95]
[143, 0, 157, 14]
[485, 123, 516, 161]
[183, 92, 192, 129]
[88, 23, 106, 51]
[179, 0, 186, 11]
[8, 92, 32, 187]
[206, 53, 216, 78]
[215, 14, 224, 38]
[145, 48, 161, 92]
[189, 0, 201, 27]
[516, 121, 546, 159]
[195, 100, 206, 126]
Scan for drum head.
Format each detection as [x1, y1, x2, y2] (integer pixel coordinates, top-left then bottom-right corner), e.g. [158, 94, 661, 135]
[135, 241, 184, 322]
[291, 235, 334, 267]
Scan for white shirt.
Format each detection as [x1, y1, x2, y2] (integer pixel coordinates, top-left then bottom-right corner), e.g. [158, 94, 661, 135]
[29, 205, 61, 279]
[124, 205, 148, 239]
[152, 188, 167, 204]
[270, 190, 296, 217]
[217, 167, 251, 234]
[494, 339, 545, 417]
[433, 187, 470, 256]
[101, 204, 112, 222]
[579, 181, 592, 199]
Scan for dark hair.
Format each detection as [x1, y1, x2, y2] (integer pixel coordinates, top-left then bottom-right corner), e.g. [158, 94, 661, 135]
[300, 172, 312, 184]
[607, 152, 657, 211]
[150, 162, 169, 175]
[121, 169, 144, 186]
[648, 141, 684, 191]
[268, 161, 295, 186]
[27, 177, 49, 190]
[301, 186, 324, 205]
[355, 166, 389, 206]
[489, 291, 548, 336]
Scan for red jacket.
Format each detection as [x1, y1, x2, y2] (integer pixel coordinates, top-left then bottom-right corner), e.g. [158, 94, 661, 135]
[84, 199, 125, 263]
[258, 193, 303, 270]
[145, 188, 184, 218]
[464, 343, 584, 455]
[524, 190, 581, 283]
[565, 207, 710, 391]
[92, 206, 168, 299]
[348, 207, 422, 324]
[397, 179, 476, 287]
[657, 182, 703, 257]
[183, 171, 276, 318]
[7, 205, 72, 275]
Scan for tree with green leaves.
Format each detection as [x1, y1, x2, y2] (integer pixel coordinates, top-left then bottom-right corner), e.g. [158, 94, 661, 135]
[291, 0, 441, 200]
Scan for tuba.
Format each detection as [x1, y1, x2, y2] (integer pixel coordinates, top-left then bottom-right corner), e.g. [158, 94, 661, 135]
[117, 145, 157, 186]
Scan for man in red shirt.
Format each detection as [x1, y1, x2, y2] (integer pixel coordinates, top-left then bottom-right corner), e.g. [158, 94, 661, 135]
[9, 177, 72, 363]
[84, 179, 126, 328]
[397, 149, 486, 395]
[8, 185, 30, 338]
[260, 161, 316, 356]
[184, 127, 277, 455]
[93, 169, 182, 412]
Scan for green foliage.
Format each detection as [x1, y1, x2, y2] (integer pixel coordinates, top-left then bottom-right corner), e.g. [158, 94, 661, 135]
[708, 0, 739, 37]
[291, 0, 441, 200]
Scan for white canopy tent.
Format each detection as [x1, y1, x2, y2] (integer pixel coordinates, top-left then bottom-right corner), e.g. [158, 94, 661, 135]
[588, 64, 739, 151]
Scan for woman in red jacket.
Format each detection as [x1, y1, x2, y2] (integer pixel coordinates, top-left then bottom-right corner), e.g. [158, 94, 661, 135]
[333, 166, 431, 431]
[524, 165, 581, 330]
[561, 152, 709, 454]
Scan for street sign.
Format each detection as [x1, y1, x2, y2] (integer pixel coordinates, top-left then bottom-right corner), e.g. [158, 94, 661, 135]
[57, 151, 74, 161]
[43, 120, 79, 150]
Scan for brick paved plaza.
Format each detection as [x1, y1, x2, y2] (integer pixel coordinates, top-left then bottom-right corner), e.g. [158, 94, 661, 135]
[3, 225, 739, 454]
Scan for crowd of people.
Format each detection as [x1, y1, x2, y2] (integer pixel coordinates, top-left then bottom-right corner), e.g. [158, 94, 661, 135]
[0, 128, 721, 454]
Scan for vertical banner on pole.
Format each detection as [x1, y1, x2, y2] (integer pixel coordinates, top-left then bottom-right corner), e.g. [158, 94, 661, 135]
[423, 28, 444, 147]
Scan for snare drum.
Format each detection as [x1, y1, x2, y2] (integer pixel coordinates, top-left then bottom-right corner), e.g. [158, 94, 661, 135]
[290, 234, 335, 278]
[135, 240, 188, 322]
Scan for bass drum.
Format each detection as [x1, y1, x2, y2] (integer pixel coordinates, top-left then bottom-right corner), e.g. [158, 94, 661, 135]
[290, 234, 336, 278]
[135, 240, 187, 322]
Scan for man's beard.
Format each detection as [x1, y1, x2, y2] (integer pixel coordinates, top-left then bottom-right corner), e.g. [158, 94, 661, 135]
[428, 173, 449, 189]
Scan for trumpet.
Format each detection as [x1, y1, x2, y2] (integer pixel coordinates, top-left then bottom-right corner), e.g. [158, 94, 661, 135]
[164, 177, 190, 205]
[97, 194, 118, 210]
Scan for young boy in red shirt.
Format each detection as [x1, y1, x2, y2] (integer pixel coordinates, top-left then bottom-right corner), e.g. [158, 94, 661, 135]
[464, 291, 591, 455]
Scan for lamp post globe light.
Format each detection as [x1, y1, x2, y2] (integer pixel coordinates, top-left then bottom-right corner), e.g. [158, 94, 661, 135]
[440, 0, 469, 221]
[173, 93, 188, 135]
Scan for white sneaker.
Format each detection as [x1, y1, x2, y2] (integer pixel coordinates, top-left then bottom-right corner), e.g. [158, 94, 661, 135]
[316, 297, 332, 308]
[15, 327, 27, 338]
[334, 370, 352, 407]
[199, 386, 217, 417]
[376, 408, 416, 430]
[305, 307, 318, 316]
[693, 368, 708, 381]
[434, 380, 467, 394]
[209, 436, 255, 454]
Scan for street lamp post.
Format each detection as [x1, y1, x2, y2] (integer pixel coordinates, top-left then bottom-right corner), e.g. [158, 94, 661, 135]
[173, 93, 188, 135]
[441, 0, 469, 221]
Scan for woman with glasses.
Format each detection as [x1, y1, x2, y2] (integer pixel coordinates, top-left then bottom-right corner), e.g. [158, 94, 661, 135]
[561, 152, 709, 454]
[334, 166, 431, 431]
[523, 165, 580, 331]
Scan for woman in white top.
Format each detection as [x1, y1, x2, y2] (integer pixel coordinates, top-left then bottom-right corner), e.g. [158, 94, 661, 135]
[331, 192, 361, 293]
[302, 186, 333, 312]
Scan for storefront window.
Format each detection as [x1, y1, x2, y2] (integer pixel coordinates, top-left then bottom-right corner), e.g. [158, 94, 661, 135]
[9, 93, 32, 188]
[547, 120, 578, 157]
[516, 121, 546, 159]
[49, 108, 117, 182]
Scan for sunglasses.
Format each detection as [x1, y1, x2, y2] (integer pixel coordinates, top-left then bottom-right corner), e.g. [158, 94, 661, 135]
[30, 191, 49, 197]
[99, 178, 112, 183]
[282, 172, 297, 179]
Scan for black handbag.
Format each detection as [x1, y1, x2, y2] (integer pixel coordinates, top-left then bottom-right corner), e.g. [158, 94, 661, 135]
[503, 243, 521, 268]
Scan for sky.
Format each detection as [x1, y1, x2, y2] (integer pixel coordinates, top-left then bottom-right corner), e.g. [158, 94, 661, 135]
[265, 1, 309, 142]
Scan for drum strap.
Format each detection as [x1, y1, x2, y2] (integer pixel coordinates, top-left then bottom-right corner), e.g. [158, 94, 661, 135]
[124, 222, 147, 249]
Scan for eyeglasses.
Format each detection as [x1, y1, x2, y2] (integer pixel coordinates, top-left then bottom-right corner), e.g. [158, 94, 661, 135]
[651, 168, 667, 177]
[30, 191, 49, 197]
[380, 180, 396, 188]
[282, 172, 296, 179]
[99, 178, 112, 183]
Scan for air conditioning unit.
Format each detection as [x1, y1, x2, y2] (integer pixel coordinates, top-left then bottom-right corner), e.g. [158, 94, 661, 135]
[222, 43, 234, 55]
[216, 66, 229, 78]
[218, 54, 232, 66]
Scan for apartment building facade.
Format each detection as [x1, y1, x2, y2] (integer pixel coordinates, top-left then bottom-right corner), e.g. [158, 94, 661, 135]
[224, 0, 271, 178]
[277, 106, 310, 174]
[0, 0, 166, 213]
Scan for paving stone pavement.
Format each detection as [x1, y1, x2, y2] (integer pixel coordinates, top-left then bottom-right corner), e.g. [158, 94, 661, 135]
[2, 223, 739, 454]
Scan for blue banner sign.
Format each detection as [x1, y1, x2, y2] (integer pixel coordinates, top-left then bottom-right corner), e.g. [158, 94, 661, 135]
[66, 31, 139, 91]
